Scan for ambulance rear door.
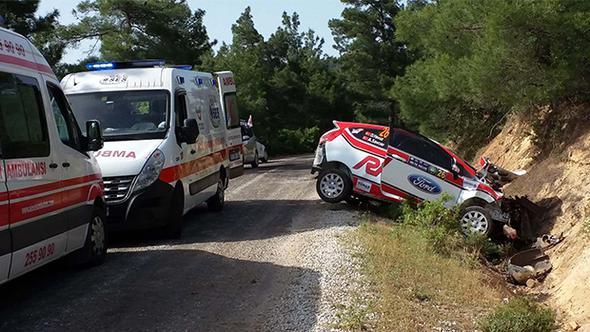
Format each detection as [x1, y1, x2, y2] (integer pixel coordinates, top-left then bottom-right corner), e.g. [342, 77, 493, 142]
[0, 155, 10, 283]
[215, 72, 243, 178]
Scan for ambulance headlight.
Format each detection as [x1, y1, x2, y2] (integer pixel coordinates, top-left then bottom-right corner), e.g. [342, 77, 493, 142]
[134, 149, 165, 192]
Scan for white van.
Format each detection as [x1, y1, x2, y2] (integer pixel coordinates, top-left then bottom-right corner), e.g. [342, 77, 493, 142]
[62, 61, 239, 236]
[0, 28, 107, 285]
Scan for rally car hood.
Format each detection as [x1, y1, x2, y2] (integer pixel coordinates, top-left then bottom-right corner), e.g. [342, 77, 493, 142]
[93, 140, 162, 177]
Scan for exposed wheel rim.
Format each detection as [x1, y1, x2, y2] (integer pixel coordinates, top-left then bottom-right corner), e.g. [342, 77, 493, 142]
[460, 210, 489, 234]
[90, 216, 105, 255]
[320, 172, 345, 199]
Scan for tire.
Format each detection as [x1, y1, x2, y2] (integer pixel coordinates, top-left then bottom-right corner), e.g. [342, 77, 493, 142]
[459, 205, 494, 236]
[251, 152, 259, 168]
[165, 186, 185, 238]
[207, 177, 225, 212]
[261, 152, 269, 163]
[72, 206, 107, 266]
[316, 167, 352, 203]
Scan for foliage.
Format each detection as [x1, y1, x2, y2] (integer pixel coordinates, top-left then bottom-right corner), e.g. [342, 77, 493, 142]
[394, 0, 590, 156]
[479, 297, 557, 332]
[329, 0, 413, 123]
[0, 0, 65, 67]
[64, 0, 213, 65]
[355, 221, 502, 330]
[205, 8, 354, 154]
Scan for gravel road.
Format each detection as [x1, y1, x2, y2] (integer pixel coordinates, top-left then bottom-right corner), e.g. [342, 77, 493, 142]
[0, 155, 365, 331]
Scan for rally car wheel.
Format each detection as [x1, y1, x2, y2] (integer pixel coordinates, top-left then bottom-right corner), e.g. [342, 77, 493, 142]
[207, 178, 225, 212]
[317, 168, 352, 203]
[460, 206, 493, 236]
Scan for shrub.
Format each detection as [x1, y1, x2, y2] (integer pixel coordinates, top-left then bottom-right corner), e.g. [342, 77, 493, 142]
[479, 298, 557, 332]
[271, 126, 320, 155]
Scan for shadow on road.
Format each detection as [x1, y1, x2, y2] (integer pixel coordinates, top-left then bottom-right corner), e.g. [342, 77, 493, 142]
[109, 198, 355, 248]
[0, 248, 320, 331]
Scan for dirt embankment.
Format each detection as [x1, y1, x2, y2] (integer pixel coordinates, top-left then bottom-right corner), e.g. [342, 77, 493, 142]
[477, 105, 590, 328]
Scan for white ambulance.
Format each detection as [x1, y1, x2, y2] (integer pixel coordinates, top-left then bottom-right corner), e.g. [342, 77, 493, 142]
[62, 61, 241, 236]
[0, 28, 107, 285]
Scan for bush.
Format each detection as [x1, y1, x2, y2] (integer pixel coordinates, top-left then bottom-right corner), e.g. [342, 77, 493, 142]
[271, 126, 320, 155]
[397, 195, 464, 256]
[479, 298, 557, 332]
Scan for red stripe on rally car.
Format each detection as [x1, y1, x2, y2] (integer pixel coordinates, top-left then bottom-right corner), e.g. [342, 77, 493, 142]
[444, 172, 464, 188]
[159, 151, 227, 183]
[477, 183, 500, 200]
[341, 130, 387, 157]
[386, 147, 410, 162]
[0, 54, 54, 76]
[8, 174, 102, 200]
[381, 182, 422, 204]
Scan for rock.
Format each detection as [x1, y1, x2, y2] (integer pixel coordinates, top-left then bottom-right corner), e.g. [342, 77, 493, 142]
[567, 320, 580, 331]
[526, 279, 537, 288]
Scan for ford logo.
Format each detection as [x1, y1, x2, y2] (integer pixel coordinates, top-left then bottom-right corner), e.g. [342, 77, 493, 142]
[407, 175, 442, 194]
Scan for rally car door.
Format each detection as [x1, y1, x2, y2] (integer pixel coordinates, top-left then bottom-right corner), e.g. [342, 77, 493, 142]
[2, 72, 67, 278]
[381, 129, 462, 204]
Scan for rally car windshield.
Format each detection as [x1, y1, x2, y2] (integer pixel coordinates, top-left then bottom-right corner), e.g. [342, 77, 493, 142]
[67, 90, 169, 141]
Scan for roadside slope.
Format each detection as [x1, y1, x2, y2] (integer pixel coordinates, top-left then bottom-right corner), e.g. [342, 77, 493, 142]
[477, 107, 590, 327]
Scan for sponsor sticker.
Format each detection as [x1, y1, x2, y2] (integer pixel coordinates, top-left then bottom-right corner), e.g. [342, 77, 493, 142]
[407, 174, 442, 194]
[356, 179, 372, 192]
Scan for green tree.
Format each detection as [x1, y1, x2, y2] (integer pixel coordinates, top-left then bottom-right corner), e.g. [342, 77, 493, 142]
[330, 0, 413, 123]
[393, 0, 590, 157]
[0, 0, 65, 67]
[65, 0, 213, 65]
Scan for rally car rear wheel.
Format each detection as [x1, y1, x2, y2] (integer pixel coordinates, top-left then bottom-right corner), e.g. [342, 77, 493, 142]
[460, 206, 493, 236]
[316, 168, 352, 203]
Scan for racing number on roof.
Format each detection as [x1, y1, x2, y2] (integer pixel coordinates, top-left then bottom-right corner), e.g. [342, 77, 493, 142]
[354, 156, 382, 177]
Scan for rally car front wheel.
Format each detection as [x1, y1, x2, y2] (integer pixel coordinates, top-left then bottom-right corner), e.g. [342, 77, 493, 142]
[459, 205, 494, 236]
[316, 168, 352, 203]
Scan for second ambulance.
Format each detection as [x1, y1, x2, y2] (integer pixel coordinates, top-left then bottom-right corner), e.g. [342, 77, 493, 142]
[62, 61, 242, 236]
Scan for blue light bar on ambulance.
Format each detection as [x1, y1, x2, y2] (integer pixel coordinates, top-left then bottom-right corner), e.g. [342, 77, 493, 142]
[85, 59, 166, 71]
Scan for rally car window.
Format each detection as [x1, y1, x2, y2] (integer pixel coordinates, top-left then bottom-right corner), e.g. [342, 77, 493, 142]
[47, 83, 82, 151]
[391, 130, 453, 170]
[350, 127, 389, 149]
[0, 72, 49, 158]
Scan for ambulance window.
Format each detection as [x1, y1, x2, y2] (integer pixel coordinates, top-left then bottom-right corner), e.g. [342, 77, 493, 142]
[47, 83, 81, 151]
[224, 93, 240, 129]
[0, 72, 49, 158]
[175, 92, 188, 128]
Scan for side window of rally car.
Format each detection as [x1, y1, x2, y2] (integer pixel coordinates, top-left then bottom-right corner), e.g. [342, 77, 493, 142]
[390, 129, 453, 171]
[0, 72, 50, 158]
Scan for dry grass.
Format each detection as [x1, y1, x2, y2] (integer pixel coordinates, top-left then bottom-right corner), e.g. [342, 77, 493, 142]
[356, 220, 505, 331]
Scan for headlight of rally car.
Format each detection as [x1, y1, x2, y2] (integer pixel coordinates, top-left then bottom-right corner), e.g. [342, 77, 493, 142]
[133, 149, 165, 193]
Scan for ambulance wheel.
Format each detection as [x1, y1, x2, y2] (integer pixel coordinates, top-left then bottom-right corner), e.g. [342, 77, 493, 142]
[316, 168, 352, 203]
[207, 177, 225, 212]
[165, 186, 185, 238]
[459, 205, 494, 236]
[72, 206, 107, 266]
[251, 152, 259, 168]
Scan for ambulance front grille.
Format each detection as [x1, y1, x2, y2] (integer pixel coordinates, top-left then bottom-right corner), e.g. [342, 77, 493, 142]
[103, 176, 135, 203]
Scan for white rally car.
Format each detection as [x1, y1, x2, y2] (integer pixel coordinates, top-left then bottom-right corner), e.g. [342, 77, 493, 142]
[312, 121, 514, 236]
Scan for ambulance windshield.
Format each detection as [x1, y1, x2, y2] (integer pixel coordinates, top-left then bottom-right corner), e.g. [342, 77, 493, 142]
[68, 90, 169, 141]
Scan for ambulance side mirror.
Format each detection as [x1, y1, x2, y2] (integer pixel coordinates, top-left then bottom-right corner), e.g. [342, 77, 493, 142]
[182, 118, 200, 143]
[86, 120, 104, 151]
